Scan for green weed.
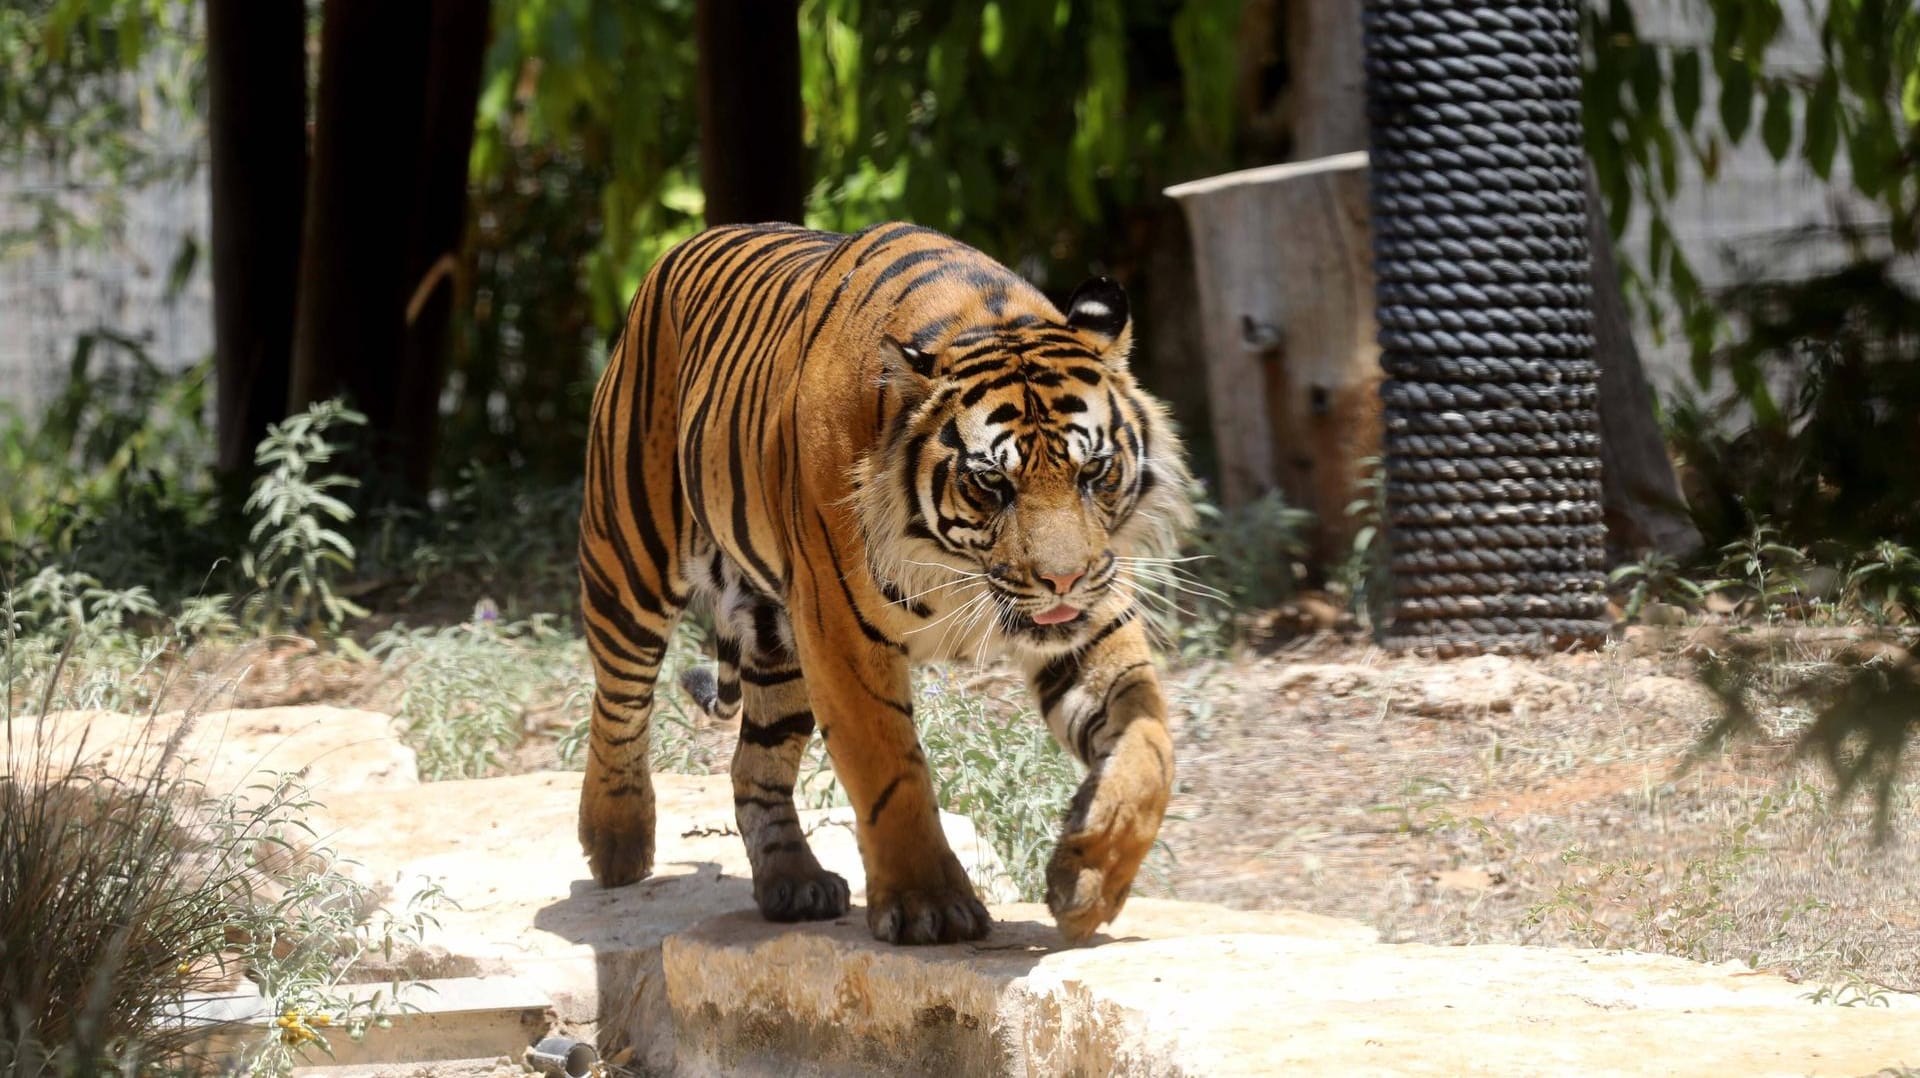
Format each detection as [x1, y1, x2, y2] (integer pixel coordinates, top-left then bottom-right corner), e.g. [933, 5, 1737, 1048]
[369, 612, 587, 781]
[240, 402, 368, 636]
[1610, 550, 1721, 623]
[797, 666, 1079, 902]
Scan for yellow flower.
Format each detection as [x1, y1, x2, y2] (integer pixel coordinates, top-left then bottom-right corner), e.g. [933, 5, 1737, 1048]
[176, 961, 192, 977]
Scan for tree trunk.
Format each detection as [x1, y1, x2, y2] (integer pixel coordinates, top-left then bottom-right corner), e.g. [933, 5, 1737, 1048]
[205, 0, 306, 482]
[1166, 153, 1381, 568]
[395, 0, 491, 493]
[289, 0, 431, 489]
[1587, 168, 1703, 561]
[1286, 0, 1368, 158]
[695, 0, 805, 226]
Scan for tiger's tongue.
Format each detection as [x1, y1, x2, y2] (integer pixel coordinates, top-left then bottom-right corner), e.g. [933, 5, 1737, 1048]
[1033, 604, 1081, 626]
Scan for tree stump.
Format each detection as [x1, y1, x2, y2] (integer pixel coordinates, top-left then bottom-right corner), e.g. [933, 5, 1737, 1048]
[1165, 152, 1380, 567]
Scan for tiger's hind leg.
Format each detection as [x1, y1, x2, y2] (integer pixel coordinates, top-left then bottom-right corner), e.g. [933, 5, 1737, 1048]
[577, 538, 688, 886]
[576, 336, 691, 888]
[719, 580, 850, 922]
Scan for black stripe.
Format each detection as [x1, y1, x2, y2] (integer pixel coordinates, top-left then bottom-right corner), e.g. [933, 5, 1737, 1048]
[740, 710, 816, 748]
[740, 665, 804, 686]
[867, 773, 905, 826]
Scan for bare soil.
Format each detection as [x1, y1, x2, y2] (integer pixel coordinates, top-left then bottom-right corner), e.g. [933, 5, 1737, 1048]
[1143, 629, 1920, 997]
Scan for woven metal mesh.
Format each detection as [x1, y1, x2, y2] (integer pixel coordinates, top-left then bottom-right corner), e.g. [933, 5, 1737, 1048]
[1364, 0, 1608, 656]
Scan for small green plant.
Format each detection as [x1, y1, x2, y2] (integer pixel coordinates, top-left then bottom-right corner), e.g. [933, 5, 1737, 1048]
[240, 401, 368, 636]
[1609, 550, 1720, 623]
[1131, 484, 1310, 658]
[1843, 541, 1920, 625]
[371, 612, 584, 781]
[1715, 523, 1811, 621]
[1802, 972, 1893, 1008]
[1332, 459, 1388, 629]
[1524, 793, 1789, 962]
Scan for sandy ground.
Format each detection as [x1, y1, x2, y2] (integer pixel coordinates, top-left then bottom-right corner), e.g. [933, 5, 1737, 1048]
[192, 623, 1920, 1000]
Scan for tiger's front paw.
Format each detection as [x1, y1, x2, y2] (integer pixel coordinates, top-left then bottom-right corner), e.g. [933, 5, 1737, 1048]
[1046, 738, 1171, 942]
[579, 774, 655, 887]
[863, 850, 990, 944]
[865, 883, 992, 945]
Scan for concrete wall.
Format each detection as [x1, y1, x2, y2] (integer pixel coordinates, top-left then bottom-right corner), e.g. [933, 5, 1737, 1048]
[0, 82, 211, 415]
[1616, 0, 1899, 394]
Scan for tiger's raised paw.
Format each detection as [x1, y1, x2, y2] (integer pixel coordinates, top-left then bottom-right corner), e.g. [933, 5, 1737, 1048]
[755, 867, 852, 923]
[866, 886, 992, 945]
[1046, 799, 1158, 943]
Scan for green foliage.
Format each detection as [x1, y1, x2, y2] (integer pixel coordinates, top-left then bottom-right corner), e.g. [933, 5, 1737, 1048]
[456, 0, 1245, 482]
[0, 0, 200, 252]
[240, 402, 368, 636]
[370, 613, 583, 781]
[801, 0, 1238, 263]
[1585, 0, 1920, 377]
[0, 350, 219, 591]
[1714, 522, 1811, 621]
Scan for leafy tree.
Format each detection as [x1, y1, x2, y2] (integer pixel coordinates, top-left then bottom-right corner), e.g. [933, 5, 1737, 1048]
[452, 0, 1245, 479]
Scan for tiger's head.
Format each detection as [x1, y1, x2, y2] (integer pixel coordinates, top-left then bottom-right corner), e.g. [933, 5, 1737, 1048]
[856, 276, 1194, 657]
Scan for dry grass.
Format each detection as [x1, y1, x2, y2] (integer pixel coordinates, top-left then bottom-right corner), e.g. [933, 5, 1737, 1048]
[1146, 630, 1920, 996]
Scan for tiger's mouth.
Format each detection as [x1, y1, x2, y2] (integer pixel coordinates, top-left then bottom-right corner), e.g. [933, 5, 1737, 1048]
[990, 590, 1094, 644]
[1031, 602, 1083, 626]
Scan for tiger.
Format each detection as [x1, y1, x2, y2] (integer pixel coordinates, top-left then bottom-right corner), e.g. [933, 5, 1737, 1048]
[577, 221, 1194, 945]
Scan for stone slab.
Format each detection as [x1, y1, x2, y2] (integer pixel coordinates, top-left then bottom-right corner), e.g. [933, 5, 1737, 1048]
[6, 707, 419, 801]
[663, 899, 1920, 1078]
[313, 770, 1012, 1073]
[185, 976, 551, 1070]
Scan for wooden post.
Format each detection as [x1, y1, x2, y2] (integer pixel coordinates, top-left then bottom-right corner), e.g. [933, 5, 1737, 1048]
[1165, 152, 1379, 568]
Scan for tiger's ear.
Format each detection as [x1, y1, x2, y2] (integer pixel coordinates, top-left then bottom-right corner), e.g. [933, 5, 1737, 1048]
[879, 336, 940, 401]
[1065, 276, 1132, 367]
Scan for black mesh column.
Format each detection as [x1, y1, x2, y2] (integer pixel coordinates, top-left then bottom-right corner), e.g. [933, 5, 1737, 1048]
[1363, 0, 1608, 655]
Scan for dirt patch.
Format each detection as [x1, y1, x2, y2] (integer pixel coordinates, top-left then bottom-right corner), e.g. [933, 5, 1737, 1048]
[1144, 634, 1920, 996]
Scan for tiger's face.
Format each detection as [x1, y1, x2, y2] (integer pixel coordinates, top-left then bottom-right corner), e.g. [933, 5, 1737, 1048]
[858, 277, 1192, 658]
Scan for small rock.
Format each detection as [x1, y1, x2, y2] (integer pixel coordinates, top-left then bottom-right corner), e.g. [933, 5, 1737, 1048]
[1641, 602, 1688, 627]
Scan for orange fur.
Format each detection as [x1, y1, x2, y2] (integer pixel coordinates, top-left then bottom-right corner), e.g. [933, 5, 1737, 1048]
[578, 223, 1193, 943]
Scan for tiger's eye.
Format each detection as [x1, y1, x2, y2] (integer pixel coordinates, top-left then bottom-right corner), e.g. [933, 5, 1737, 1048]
[970, 468, 1013, 501]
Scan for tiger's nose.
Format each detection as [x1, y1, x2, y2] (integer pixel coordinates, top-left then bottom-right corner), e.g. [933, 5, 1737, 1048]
[1039, 567, 1085, 595]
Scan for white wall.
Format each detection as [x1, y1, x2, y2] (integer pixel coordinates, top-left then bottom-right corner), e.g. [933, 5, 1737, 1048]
[0, 79, 211, 415]
[1617, 0, 1901, 394]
